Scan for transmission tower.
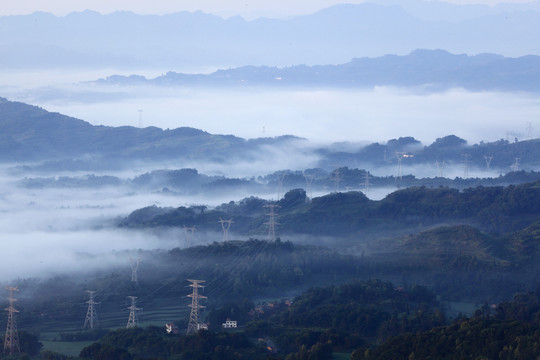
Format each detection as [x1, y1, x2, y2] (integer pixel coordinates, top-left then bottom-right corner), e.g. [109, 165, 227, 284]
[276, 172, 286, 200]
[4, 286, 20, 355]
[264, 204, 281, 241]
[462, 153, 471, 178]
[331, 166, 343, 192]
[363, 171, 371, 195]
[526, 121, 533, 139]
[218, 218, 233, 242]
[395, 152, 405, 182]
[511, 158, 520, 172]
[484, 156, 493, 170]
[126, 296, 142, 329]
[130, 257, 141, 284]
[183, 226, 196, 247]
[304, 173, 314, 200]
[83, 290, 99, 329]
[186, 279, 207, 335]
[435, 161, 445, 178]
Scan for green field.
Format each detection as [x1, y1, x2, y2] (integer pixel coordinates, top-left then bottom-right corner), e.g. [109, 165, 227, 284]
[37, 297, 191, 356]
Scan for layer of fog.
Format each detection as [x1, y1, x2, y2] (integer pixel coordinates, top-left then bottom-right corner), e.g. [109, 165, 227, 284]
[3, 73, 540, 145]
[0, 152, 530, 283]
[2, 71, 540, 284]
[0, 166, 252, 282]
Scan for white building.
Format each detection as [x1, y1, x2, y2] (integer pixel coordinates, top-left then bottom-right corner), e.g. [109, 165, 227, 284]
[222, 320, 237, 328]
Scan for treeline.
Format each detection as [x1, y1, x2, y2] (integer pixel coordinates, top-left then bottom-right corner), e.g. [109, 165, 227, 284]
[18, 164, 540, 196]
[78, 327, 271, 360]
[120, 180, 540, 237]
[352, 317, 540, 360]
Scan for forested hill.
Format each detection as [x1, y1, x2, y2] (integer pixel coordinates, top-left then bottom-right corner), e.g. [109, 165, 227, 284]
[118, 180, 540, 299]
[2, 97, 540, 171]
[120, 181, 540, 237]
[0, 97, 301, 162]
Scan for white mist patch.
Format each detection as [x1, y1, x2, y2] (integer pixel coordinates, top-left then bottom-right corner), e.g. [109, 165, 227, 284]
[4, 79, 540, 145]
[0, 229, 172, 281]
[0, 165, 259, 282]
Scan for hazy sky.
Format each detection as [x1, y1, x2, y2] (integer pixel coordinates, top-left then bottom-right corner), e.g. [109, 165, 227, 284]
[0, 0, 535, 18]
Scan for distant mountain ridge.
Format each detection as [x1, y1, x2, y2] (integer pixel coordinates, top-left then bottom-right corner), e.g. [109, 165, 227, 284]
[91, 50, 540, 92]
[2, 1, 540, 69]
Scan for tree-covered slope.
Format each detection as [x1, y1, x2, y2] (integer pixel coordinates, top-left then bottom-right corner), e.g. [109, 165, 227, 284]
[3, 98, 540, 172]
[121, 181, 540, 237]
[0, 97, 301, 162]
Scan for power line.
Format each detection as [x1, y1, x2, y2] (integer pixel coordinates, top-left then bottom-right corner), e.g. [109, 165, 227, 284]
[4, 286, 20, 355]
[83, 290, 99, 329]
[126, 296, 142, 329]
[186, 279, 206, 335]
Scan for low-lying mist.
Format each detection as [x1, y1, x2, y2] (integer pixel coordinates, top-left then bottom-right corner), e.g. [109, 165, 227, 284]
[0, 166, 245, 282]
[0, 156, 519, 282]
[2, 70, 540, 145]
[2, 69, 540, 285]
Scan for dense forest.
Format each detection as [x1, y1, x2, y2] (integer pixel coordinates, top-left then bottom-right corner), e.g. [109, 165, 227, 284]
[120, 180, 540, 239]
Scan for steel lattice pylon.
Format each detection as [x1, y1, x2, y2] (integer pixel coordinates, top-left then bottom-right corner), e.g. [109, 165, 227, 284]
[183, 226, 196, 247]
[218, 218, 233, 242]
[130, 257, 141, 283]
[186, 279, 206, 335]
[264, 204, 280, 241]
[126, 296, 141, 329]
[4, 286, 20, 354]
[83, 290, 99, 329]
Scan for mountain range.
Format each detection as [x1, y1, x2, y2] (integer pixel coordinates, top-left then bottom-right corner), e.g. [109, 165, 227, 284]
[2, 1, 540, 69]
[91, 49, 540, 92]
